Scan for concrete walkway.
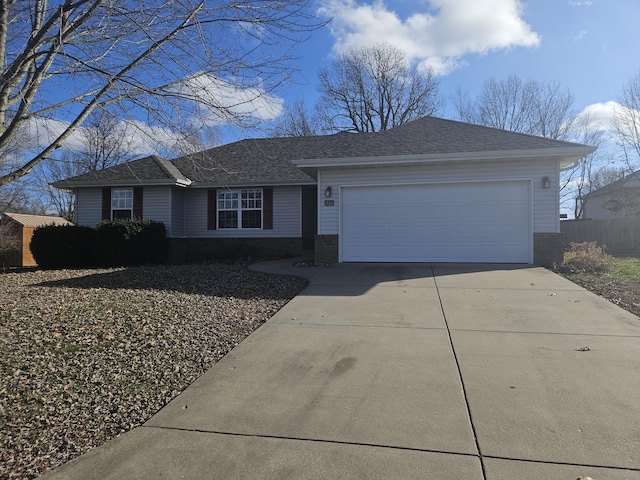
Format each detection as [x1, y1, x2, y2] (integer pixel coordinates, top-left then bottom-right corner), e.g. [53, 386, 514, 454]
[41, 261, 640, 480]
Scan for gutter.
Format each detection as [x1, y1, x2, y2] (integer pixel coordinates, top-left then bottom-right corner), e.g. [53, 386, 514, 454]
[292, 146, 597, 170]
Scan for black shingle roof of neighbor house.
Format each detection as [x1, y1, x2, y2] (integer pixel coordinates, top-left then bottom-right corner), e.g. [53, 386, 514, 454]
[53, 116, 595, 188]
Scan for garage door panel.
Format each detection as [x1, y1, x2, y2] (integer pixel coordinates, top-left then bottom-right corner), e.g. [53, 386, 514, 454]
[341, 182, 531, 263]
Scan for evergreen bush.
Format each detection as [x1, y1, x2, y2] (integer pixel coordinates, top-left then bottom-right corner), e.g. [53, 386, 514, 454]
[30, 224, 96, 269]
[96, 219, 166, 267]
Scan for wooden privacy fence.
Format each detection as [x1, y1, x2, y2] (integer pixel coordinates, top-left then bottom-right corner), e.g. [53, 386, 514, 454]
[561, 218, 640, 252]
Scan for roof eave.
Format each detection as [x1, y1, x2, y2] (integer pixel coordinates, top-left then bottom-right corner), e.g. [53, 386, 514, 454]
[292, 146, 597, 170]
[189, 179, 317, 189]
[51, 178, 191, 190]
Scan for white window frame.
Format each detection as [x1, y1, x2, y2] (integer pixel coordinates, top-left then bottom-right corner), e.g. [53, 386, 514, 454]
[217, 188, 263, 229]
[111, 188, 133, 220]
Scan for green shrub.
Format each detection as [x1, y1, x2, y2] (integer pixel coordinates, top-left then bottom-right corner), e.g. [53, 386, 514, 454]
[562, 241, 612, 273]
[30, 224, 96, 269]
[96, 219, 166, 267]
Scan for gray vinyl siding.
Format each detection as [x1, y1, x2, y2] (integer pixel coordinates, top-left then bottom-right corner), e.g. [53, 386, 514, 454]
[183, 186, 302, 238]
[74, 186, 174, 231]
[171, 188, 186, 237]
[583, 195, 621, 220]
[318, 159, 560, 235]
[141, 186, 172, 231]
[75, 188, 103, 227]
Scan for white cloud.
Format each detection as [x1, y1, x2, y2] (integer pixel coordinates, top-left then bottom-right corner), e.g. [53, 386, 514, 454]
[175, 73, 284, 125]
[318, 0, 541, 75]
[573, 30, 588, 42]
[575, 101, 620, 132]
[18, 73, 285, 159]
[25, 117, 87, 152]
[20, 116, 185, 157]
[569, 1, 593, 6]
[122, 121, 190, 156]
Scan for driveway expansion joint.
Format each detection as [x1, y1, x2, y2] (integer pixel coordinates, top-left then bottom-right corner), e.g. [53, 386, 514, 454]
[431, 263, 487, 479]
[141, 425, 640, 473]
[139, 425, 483, 460]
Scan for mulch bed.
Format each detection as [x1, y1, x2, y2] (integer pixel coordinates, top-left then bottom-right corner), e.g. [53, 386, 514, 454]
[0, 263, 307, 479]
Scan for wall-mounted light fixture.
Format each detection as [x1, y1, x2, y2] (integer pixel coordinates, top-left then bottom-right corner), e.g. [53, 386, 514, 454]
[325, 186, 332, 197]
[542, 176, 551, 189]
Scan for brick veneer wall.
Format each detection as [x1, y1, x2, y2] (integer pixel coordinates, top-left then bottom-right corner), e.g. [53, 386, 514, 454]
[168, 237, 305, 263]
[533, 232, 565, 268]
[315, 234, 338, 265]
[310, 233, 561, 267]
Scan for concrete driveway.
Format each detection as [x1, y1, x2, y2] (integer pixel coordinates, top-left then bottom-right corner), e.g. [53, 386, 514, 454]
[41, 262, 640, 480]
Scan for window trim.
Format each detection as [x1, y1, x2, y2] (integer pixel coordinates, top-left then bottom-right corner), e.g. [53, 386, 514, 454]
[217, 188, 263, 230]
[111, 188, 133, 220]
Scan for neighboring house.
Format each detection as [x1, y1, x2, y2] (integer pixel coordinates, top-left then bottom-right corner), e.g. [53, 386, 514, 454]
[582, 171, 640, 219]
[0, 213, 72, 267]
[53, 116, 594, 266]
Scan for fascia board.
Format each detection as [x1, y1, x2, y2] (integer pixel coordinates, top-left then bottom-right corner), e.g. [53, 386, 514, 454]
[292, 146, 597, 169]
[50, 179, 190, 189]
[189, 179, 317, 189]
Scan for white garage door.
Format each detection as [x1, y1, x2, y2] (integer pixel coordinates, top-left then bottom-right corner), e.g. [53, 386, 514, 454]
[341, 181, 531, 263]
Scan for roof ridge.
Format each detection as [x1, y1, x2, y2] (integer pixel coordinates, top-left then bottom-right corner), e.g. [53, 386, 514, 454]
[150, 155, 189, 182]
[386, 116, 592, 148]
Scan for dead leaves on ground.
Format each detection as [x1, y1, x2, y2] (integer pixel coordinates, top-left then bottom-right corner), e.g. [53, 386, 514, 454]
[0, 263, 307, 479]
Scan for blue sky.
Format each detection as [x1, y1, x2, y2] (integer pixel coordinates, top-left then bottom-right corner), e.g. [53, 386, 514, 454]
[30, 0, 638, 157]
[274, 0, 638, 134]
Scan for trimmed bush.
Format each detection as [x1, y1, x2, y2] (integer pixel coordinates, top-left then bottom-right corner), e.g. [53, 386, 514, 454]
[30, 224, 96, 269]
[96, 219, 166, 267]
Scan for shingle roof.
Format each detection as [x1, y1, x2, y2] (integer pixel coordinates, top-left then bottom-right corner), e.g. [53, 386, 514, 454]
[172, 142, 316, 186]
[586, 170, 640, 198]
[3, 212, 72, 228]
[52, 155, 190, 188]
[53, 116, 595, 188]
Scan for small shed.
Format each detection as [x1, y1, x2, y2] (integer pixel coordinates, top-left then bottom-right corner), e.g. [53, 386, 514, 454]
[0, 213, 72, 267]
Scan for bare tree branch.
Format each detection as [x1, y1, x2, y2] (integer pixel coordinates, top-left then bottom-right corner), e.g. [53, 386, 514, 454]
[0, 0, 326, 186]
[454, 74, 574, 140]
[317, 42, 441, 133]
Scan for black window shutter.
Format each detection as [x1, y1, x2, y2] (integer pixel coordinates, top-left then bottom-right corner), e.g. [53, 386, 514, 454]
[207, 189, 217, 230]
[101, 188, 111, 220]
[133, 187, 143, 219]
[263, 187, 273, 230]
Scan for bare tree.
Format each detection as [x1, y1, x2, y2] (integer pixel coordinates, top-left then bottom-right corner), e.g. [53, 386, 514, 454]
[454, 75, 575, 140]
[0, 181, 31, 213]
[613, 72, 640, 170]
[68, 110, 136, 173]
[0, 217, 20, 268]
[562, 112, 609, 218]
[40, 109, 149, 220]
[0, 0, 324, 187]
[317, 42, 441, 133]
[270, 99, 326, 137]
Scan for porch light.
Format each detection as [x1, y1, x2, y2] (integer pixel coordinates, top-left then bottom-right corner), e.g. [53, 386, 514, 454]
[542, 176, 551, 189]
[325, 186, 332, 197]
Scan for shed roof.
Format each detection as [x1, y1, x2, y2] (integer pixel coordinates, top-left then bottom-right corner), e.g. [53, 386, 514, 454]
[3, 213, 72, 228]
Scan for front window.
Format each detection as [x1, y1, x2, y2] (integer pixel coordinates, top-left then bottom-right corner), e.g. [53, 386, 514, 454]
[111, 189, 133, 220]
[218, 189, 262, 229]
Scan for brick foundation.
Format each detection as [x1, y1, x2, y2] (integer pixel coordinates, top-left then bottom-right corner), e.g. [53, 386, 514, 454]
[310, 234, 563, 266]
[314, 234, 339, 265]
[533, 232, 565, 268]
[168, 237, 306, 263]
